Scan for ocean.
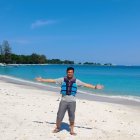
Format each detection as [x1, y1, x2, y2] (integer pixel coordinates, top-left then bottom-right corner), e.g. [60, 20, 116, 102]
[0, 65, 140, 100]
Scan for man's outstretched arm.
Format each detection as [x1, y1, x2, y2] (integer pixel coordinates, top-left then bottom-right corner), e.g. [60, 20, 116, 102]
[83, 83, 104, 90]
[35, 77, 56, 83]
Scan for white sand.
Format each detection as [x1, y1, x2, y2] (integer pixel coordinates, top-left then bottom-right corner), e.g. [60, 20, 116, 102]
[0, 80, 140, 140]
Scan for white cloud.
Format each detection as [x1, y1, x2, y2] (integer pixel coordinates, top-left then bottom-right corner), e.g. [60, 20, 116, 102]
[31, 19, 56, 29]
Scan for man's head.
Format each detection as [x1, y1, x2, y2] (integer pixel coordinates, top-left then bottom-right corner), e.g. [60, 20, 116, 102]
[66, 67, 74, 79]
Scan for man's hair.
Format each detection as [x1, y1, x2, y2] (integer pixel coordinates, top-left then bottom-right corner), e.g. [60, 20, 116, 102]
[67, 67, 74, 73]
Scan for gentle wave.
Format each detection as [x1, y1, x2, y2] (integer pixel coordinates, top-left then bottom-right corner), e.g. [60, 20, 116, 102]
[0, 74, 59, 89]
[109, 95, 140, 103]
[1, 74, 140, 103]
[78, 90, 140, 103]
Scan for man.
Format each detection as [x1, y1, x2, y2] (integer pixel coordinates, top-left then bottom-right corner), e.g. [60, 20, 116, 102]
[36, 67, 103, 135]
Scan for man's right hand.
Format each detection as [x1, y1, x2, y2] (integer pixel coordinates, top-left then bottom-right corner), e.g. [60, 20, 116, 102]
[35, 77, 56, 83]
[35, 77, 43, 82]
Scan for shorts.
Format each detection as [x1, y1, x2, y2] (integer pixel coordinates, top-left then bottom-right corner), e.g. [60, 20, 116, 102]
[56, 100, 76, 122]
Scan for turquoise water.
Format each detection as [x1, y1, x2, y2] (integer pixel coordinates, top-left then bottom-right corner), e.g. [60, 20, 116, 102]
[0, 65, 140, 97]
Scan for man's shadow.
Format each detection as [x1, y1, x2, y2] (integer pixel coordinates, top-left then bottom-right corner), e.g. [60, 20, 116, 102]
[46, 121, 70, 132]
[33, 121, 92, 132]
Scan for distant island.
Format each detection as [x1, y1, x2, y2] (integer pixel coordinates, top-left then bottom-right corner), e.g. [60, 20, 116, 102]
[0, 40, 112, 66]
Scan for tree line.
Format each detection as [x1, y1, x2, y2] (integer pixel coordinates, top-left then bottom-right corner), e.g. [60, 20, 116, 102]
[0, 40, 74, 64]
[0, 40, 112, 65]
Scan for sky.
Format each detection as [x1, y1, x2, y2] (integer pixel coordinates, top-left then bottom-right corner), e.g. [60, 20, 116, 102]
[0, 0, 140, 65]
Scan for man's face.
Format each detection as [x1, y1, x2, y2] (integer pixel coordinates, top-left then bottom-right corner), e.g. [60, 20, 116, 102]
[67, 70, 74, 78]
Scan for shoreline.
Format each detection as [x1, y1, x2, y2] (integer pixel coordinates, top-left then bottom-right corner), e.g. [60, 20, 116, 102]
[0, 74, 140, 106]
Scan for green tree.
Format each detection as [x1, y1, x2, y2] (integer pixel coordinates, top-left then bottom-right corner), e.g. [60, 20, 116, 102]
[38, 55, 47, 64]
[0, 44, 4, 63]
[2, 40, 12, 64]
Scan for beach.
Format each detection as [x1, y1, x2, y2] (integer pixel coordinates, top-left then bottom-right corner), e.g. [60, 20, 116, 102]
[0, 78, 140, 140]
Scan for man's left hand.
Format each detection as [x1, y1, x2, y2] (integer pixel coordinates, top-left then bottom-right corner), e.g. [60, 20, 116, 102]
[95, 84, 104, 89]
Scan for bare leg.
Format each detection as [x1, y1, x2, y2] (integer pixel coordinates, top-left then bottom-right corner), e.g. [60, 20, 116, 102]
[53, 100, 67, 133]
[67, 102, 76, 135]
[53, 120, 61, 133]
[70, 121, 77, 135]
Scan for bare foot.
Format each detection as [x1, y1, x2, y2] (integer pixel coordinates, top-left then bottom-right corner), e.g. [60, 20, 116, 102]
[70, 131, 77, 136]
[52, 128, 60, 133]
